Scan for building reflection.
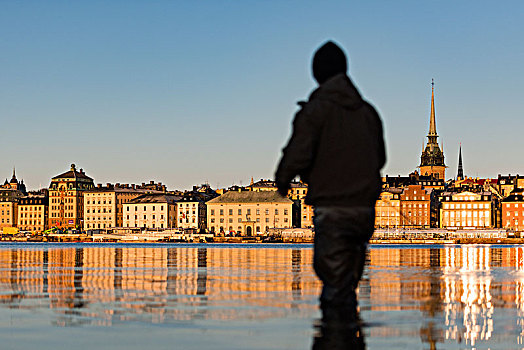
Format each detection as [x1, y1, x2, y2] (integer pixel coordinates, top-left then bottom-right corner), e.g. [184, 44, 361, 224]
[0, 245, 320, 326]
[4, 244, 524, 347]
[365, 245, 524, 348]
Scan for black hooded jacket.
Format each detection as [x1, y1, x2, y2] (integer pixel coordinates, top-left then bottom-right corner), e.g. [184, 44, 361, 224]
[275, 73, 386, 207]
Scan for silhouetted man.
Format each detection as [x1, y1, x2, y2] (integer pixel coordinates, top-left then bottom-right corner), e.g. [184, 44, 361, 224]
[275, 41, 386, 338]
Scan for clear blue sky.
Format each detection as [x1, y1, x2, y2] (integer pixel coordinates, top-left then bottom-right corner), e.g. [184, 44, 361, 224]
[1, 1, 523, 190]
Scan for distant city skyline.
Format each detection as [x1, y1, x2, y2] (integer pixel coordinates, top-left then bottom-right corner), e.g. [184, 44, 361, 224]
[2, 1, 523, 190]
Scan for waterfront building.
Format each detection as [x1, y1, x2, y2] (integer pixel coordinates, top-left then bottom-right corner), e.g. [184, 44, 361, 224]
[1, 168, 27, 193]
[375, 189, 401, 228]
[501, 192, 524, 231]
[419, 80, 446, 180]
[176, 194, 207, 231]
[84, 185, 147, 231]
[248, 179, 277, 192]
[400, 185, 432, 228]
[0, 194, 18, 230]
[497, 174, 524, 198]
[136, 181, 167, 192]
[48, 164, 94, 230]
[0, 170, 26, 231]
[206, 190, 293, 235]
[247, 179, 313, 228]
[383, 172, 445, 191]
[452, 177, 498, 193]
[122, 193, 180, 229]
[440, 191, 494, 229]
[17, 195, 48, 232]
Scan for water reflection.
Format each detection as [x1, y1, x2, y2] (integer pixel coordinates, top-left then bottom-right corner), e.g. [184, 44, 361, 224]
[0, 244, 320, 327]
[3, 244, 524, 349]
[364, 245, 524, 349]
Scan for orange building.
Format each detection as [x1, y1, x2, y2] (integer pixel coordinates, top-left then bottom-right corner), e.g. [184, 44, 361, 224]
[48, 164, 94, 230]
[400, 185, 432, 228]
[501, 193, 524, 231]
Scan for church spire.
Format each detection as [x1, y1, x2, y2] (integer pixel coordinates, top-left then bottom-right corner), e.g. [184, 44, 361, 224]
[419, 79, 445, 180]
[428, 79, 437, 137]
[457, 144, 464, 180]
[10, 166, 17, 183]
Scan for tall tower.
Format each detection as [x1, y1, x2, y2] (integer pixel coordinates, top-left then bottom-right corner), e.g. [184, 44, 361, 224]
[419, 79, 446, 179]
[457, 144, 464, 180]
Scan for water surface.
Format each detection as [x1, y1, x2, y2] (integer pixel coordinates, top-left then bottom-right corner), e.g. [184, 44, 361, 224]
[1, 243, 524, 349]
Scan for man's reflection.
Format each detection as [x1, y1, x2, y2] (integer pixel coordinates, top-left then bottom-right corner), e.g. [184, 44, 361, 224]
[312, 305, 365, 349]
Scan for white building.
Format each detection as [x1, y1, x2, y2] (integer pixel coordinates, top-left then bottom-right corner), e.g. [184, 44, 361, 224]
[123, 194, 180, 229]
[206, 190, 293, 235]
[176, 195, 206, 230]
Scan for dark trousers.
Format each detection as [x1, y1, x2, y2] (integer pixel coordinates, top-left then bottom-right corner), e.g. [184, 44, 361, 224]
[313, 206, 375, 317]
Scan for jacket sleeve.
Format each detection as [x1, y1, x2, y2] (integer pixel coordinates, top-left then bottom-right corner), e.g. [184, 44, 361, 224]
[275, 103, 322, 195]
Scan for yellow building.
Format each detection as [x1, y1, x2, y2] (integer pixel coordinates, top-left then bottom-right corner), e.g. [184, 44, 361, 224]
[440, 191, 493, 229]
[17, 195, 48, 232]
[48, 164, 94, 230]
[0, 170, 26, 231]
[375, 190, 401, 228]
[248, 179, 314, 228]
[207, 190, 293, 235]
[123, 194, 179, 229]
[0, 198, 17, 231]
[84, 186, 146, 231]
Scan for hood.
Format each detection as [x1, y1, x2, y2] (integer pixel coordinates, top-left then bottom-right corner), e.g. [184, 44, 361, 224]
[307, 73, 364, 110]
[312, 41, 347, 84]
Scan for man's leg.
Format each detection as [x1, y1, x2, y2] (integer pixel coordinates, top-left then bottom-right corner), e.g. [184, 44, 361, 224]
[313, 206, 374, 319]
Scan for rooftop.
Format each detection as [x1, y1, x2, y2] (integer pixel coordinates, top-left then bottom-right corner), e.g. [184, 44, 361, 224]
[128, 193, 182, 204]
[208, 190, 292, 204]
[52, 164, 93, 181]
